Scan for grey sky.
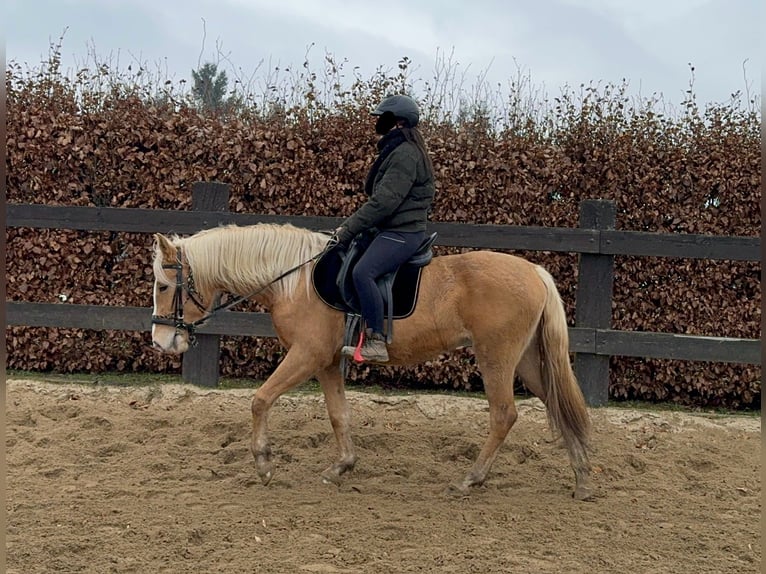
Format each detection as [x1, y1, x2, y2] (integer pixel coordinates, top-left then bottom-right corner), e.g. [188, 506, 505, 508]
[6, 0, 762, 109]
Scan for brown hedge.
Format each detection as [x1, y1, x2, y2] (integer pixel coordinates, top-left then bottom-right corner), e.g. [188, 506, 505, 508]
[5, 61, 761, 409]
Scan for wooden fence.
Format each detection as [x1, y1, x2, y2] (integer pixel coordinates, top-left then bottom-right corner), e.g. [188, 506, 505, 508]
[5, 182, 761, 406]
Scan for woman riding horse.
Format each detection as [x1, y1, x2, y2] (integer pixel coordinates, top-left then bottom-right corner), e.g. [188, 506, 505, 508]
[150, 222, 594, 500]
[334, 94, 436, 363]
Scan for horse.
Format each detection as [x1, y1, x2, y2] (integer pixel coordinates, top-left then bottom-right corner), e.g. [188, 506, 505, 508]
[150, 223, 594, 500]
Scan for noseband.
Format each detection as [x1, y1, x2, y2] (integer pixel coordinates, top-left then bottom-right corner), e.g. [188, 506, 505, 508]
[151, 247, 208, 346]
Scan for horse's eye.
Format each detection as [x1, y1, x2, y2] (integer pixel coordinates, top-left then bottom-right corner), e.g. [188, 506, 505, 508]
[158, 285, 169, 293]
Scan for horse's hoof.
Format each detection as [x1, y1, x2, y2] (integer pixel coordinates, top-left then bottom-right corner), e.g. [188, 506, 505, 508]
[259, 470, 273, 486]
[443, 483, 469, 497]
[321, 468, 342, 485]
[573, 485, 595, 501]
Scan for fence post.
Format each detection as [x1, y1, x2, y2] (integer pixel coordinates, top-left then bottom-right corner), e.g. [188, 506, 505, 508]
[182, 182, 230, 387]
[574, 199, 616, 406]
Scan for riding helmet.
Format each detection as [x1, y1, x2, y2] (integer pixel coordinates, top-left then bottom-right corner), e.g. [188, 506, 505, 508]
[371, 94, 420, 127]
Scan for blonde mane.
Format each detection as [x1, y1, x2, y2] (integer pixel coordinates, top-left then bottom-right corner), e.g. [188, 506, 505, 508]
[153, 223, 330, 299]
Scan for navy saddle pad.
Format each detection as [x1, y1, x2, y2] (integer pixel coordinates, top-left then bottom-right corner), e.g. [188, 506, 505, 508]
[312, 232, 437, 319]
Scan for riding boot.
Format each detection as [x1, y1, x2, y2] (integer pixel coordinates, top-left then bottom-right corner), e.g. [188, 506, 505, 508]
[341, 328, 389, 363]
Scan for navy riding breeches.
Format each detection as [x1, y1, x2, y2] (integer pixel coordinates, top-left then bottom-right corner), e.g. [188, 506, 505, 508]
[351, 230, 426, 334]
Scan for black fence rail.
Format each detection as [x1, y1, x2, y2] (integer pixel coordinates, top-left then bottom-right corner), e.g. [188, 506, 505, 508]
[6, 182, 761, 405]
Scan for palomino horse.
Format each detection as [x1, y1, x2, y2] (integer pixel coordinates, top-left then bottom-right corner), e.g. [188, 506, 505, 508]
[150, 223, 594, 500]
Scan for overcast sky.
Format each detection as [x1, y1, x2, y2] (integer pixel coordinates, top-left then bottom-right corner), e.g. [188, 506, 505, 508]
[5, 0, 762, 110]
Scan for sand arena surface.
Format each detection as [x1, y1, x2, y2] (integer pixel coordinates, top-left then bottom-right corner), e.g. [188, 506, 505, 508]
[6, 379, 761, 573]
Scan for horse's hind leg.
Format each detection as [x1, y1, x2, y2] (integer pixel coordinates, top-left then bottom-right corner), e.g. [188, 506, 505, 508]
[315, 366, 357, 485]
[515, 336, 547, 402]
[450, 350, 519, 493]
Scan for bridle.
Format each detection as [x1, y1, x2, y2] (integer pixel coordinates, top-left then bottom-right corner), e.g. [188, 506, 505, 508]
[151, 242, 332, 347]
[150, 247, 209, 346]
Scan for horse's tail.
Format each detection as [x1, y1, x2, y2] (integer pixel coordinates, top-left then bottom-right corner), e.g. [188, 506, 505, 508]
[534, 266, 591, 467]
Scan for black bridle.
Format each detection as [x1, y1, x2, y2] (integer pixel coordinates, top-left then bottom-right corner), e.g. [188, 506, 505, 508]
[151, 243, 330, 347]
[150, 247, 209, 345]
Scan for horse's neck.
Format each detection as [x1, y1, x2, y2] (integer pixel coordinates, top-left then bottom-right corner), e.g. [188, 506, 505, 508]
[267, 267, 316, 318]
[204, 229, 320, 307]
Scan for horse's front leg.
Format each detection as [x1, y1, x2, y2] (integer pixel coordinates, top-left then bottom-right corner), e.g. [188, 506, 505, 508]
[250, 347, 320, 485]
[315, 366, 357, 485]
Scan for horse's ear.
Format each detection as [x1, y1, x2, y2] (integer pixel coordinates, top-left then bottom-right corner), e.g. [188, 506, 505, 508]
[154, 233, 176, 261]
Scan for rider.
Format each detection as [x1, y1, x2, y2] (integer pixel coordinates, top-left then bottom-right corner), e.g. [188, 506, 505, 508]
[334, 94, 436, 363]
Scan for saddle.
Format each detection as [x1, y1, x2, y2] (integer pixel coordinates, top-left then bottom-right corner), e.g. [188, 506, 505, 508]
[312, 230, 438, 343]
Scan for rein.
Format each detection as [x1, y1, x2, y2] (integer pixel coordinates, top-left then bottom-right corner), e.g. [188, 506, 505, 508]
[151, 243, 330, 346]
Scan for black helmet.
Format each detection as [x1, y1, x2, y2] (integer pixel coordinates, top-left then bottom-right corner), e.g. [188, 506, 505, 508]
[371, 94, 420, 127]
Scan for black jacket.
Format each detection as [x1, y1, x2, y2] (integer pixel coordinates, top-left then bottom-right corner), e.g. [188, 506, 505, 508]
[338, 136, 434, 243]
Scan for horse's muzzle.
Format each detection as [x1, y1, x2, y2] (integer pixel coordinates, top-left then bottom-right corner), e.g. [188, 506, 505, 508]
[151, 328, 190, 355]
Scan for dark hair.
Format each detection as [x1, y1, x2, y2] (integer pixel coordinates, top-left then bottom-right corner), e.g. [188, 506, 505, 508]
[400, 126, 435, 181]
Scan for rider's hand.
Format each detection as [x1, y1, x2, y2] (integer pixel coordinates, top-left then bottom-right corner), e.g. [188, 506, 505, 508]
[332, 226, 351, 247]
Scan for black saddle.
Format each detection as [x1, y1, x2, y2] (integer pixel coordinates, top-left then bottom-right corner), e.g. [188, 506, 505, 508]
[312, 230, 437, 339]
